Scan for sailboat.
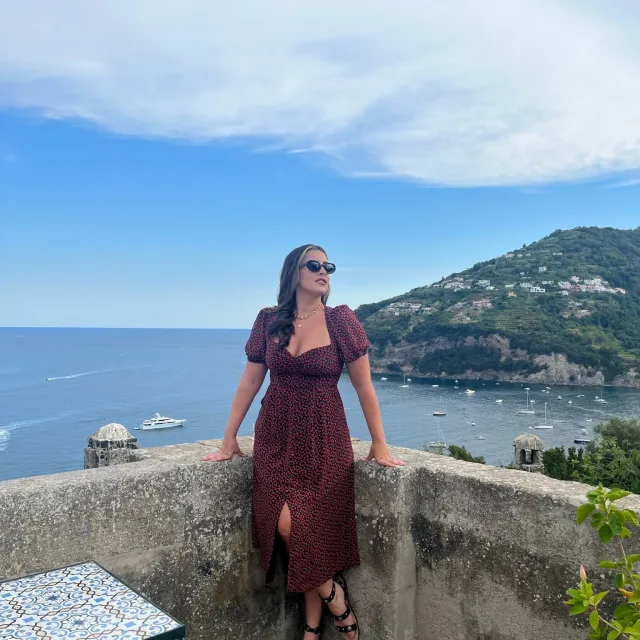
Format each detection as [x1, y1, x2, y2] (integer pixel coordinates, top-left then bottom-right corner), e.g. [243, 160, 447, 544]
[400, 375, 409, 388]
[534, 402, 553, 429]
[427, 418, 447, 453]
[595, 387, 608, 404]
[517, 388, 535, 415]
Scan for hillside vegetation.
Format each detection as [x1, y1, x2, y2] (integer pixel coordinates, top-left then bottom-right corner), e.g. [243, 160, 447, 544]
[356, 227, 640, 386]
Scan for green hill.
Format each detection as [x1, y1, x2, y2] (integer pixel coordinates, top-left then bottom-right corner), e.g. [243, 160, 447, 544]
[356, 226, 640, 387]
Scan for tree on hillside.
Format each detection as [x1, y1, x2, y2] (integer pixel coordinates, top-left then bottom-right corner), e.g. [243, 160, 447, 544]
[543, 430, 640, 494]
[448, 444, 486, 464]
[595, 417, 640, 450]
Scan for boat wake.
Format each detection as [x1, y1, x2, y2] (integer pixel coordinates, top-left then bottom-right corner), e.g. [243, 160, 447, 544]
[45, 369, 111, 381]
[44, 366, 148, 381]
[0, 415, 63, 432]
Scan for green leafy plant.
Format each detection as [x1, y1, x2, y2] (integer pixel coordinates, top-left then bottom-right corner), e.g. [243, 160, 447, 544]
[447, 444, 486, 464]
[566, 484, 640, 638]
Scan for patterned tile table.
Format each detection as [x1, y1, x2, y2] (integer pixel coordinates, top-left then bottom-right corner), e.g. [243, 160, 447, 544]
[0, 561, 185, 640]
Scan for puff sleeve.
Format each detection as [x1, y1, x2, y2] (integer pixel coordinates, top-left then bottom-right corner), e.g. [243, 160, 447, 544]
[245, 309, 269, 364]
[334, 305, 370, 364]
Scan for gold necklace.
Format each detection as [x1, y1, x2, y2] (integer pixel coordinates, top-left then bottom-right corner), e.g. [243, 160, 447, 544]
[294, 302, 323, 328]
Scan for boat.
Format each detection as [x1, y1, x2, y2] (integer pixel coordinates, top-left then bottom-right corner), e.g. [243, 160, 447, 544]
[475, 434, 485, 440]
[533, 403, 553, 429]
[568, 400, 572, 405]
[465, 389, 475, 395]
[380, 377, 388, 381]
[433, 395, 447, 416]
[587, 418, 593, 422]
[137, 413, 186, 431]
[577, 394, 585, 398]
[400, 375, 409, 388]
[595, 388, 608, 404]
[496, 399, 503, 403]
[427, 418, 447, 453]
[557, 395, 562, 400]
[407, 378, 412, 382]
[432, 384, 439, 388]
[517, 389, 535, 415]
[575, 427, 592, 444]
[453, 386, 459, 389]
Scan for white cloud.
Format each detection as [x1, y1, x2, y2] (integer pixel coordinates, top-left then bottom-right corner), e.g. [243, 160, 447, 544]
[0, 0, 639, 186]
[606, 177, 640, 189]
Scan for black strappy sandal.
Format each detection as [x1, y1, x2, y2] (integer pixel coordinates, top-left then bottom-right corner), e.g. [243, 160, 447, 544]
[320, 572, 360, 638]
[303, 622, 321, 637]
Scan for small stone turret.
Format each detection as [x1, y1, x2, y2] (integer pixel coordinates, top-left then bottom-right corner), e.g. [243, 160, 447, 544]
[84, 423, 140, 469]
[513, 433, 545, 473]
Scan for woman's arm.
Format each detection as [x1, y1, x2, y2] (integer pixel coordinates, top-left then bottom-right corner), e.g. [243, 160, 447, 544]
[346, 355, 405, 467]
[203, 361, 268, 461]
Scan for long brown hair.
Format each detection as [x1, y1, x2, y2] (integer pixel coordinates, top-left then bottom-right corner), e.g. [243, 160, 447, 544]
[268, 244, 330, 350]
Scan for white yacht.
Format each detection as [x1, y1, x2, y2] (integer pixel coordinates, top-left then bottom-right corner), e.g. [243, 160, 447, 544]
[400, 375, 409, 388]
[380, 377, 388, 381]
[137, 413, 186, 431]
[465, 389, 475, 395]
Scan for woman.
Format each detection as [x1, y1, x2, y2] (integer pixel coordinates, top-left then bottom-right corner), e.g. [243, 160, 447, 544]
[203, 244, 404, 639]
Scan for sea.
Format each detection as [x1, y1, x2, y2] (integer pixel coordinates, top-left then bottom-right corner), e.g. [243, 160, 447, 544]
[1, 327, 640, 483]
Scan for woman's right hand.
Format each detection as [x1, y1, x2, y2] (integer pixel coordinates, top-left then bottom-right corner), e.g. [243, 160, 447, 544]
[202, 437, 247, 462]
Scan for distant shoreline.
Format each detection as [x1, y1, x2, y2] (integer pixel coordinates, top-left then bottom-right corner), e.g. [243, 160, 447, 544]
[370, 368, 640, 390]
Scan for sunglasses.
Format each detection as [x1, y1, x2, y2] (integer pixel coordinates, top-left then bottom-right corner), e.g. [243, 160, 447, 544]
[300, 260, 336, 275]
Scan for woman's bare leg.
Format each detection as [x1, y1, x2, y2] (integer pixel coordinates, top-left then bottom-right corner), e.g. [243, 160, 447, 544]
[303, 590, 322, 639]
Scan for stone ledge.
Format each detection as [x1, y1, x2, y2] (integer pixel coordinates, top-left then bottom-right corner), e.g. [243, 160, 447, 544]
[2, 438, 639, 639]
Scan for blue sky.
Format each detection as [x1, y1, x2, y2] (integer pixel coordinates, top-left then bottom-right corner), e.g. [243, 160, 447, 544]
[2, 113, 639, 328]
[1, 1, 639, 328]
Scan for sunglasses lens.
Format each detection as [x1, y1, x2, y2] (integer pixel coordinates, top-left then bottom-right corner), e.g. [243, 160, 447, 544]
[306, 261, 322, 272]
[325, 263, 336, 274]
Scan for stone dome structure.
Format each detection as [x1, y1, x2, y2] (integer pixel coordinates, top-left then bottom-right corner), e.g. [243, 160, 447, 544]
[513, 433, 545, 473]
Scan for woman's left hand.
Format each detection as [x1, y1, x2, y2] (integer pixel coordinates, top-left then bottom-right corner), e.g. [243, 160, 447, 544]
[365, 441, 406, 467]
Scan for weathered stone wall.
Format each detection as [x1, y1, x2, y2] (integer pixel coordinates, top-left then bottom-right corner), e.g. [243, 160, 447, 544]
[2, 438, 639, 640]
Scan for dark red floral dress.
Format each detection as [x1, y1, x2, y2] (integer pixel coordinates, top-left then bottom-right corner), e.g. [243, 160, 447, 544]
[245, 304, 370, 593]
